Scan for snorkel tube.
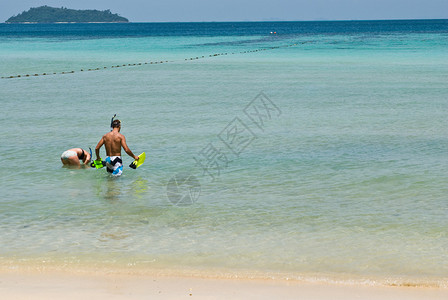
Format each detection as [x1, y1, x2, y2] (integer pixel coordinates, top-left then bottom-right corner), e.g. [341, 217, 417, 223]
[110, 114, 117, 131]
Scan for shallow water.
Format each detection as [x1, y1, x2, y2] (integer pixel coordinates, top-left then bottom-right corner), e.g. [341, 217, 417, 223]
[0, 20, 447, 286]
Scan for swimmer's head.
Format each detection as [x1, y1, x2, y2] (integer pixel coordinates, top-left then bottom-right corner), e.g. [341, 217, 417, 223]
[112, 119, 121, 129]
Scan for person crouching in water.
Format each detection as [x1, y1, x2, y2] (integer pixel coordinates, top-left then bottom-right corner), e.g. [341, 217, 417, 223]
[61, 148, 91, 168]
[94, 119, 139, 176]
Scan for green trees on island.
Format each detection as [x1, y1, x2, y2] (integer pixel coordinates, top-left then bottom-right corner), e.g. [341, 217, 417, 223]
[6, 6, 129, 23]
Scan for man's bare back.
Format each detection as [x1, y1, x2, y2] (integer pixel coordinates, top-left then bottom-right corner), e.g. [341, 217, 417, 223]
[102, 131, 126, 156]
[95, 119, 138, 161]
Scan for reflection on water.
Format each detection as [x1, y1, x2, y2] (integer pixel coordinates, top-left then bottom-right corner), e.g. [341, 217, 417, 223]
[104, 177, 122, 203]
[130, 177, 150, 199]
[94, 175, 150, 203]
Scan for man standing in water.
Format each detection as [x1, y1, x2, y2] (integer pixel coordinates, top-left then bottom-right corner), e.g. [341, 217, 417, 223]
[95, 119, 139, 176]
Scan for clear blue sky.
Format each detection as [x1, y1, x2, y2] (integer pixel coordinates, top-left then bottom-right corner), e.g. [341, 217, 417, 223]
[2, 0, 447, 22]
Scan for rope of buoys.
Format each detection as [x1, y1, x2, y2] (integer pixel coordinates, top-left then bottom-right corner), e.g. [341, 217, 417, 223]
[1, 42, 308, 79]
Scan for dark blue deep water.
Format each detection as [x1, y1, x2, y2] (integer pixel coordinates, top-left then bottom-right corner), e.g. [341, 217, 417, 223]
[1, 19, 447, 39]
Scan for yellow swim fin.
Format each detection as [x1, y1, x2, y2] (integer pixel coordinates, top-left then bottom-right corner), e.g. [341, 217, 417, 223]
[129, 152, 146, 169]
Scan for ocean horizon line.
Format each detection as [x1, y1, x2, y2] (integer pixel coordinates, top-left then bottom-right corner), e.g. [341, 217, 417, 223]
[3, 18, 448, 25]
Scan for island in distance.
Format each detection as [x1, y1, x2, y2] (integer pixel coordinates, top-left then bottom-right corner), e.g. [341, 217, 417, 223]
[5, 6, 129, 23]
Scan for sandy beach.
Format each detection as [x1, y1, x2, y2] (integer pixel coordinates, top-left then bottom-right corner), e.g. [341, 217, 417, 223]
[1, 269, 447, 300]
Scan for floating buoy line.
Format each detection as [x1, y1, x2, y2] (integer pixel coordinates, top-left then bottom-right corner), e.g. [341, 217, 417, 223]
[1, 42, 308, 80]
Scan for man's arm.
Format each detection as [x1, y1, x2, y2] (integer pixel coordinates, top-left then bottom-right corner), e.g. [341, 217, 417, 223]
[95, 136, 104, 160]
[121, 135, 138, 160]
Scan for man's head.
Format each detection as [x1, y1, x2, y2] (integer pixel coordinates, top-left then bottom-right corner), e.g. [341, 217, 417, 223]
[112, 119, 121, 130]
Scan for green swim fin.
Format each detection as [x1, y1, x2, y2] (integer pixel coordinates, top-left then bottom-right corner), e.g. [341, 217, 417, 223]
[91, 159, 105, 169]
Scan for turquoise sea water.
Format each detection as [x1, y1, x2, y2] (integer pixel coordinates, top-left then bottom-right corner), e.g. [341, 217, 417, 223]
[0, 20, 447, 286]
